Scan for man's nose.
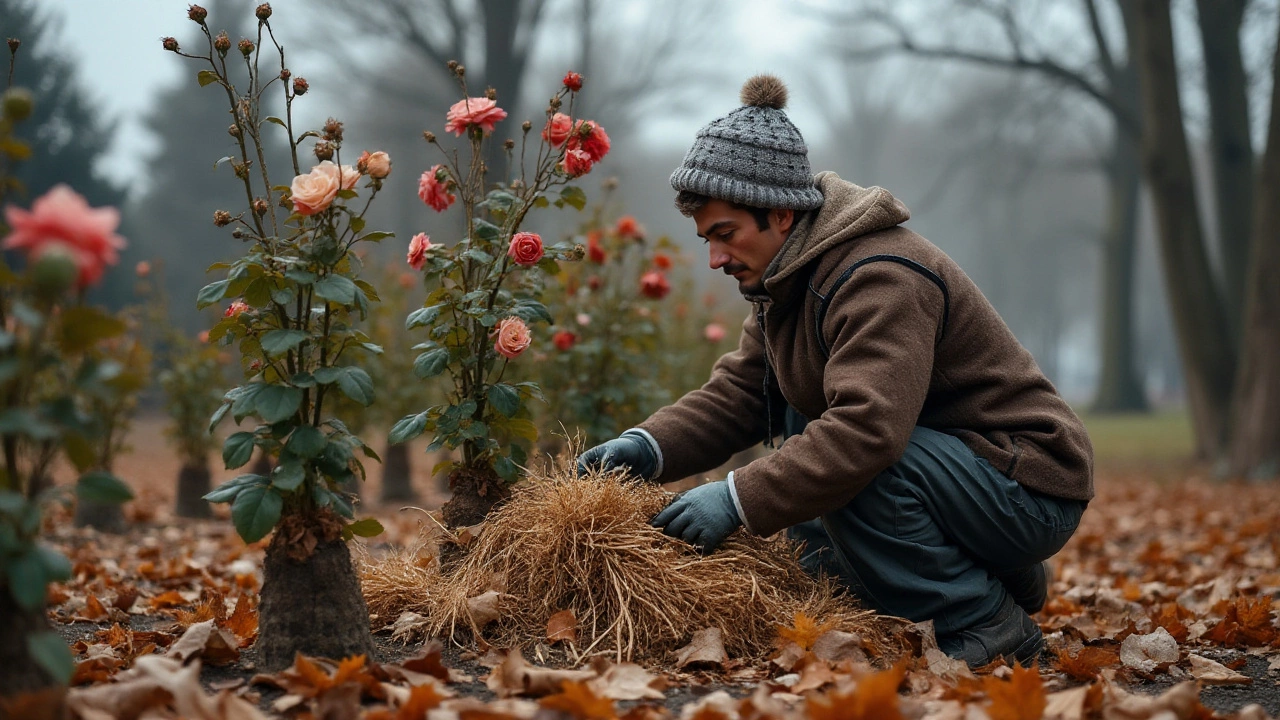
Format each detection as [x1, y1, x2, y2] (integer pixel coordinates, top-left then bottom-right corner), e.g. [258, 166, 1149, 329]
[708, 243, 730, 270]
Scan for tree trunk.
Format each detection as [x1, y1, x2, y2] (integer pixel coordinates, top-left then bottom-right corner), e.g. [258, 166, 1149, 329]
[1132, 0, 1236, 458]
[174, 461, 212, 519]
[1092, 112, 1149, 413]
[1195, 0, 1254, 344]
[256, 513, 375, 672]
[378, 442, 416, 504]
[1225, 24, 1280, 479]
[480, 0, 527, 181]
[74, 467, 126, 534]
[0, 585, 66, 709]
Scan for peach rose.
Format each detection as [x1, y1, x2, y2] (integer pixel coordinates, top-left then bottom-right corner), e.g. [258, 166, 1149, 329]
[704, 323, 727, 343]
[639, 271, 670, 300]
[561, 147, 593, 177]
[407, 233, 433, 271]
[493, 316, 531, 360]
[290, 164, 340, 216]
[2, 184, 126, 288]
[314, 160, 359, 190]
[542, 113, 573, 147]
[418, 165, 455, 212]
[444, 97, 508, 136]
[507, 232, 543, 266]
[358, 150, 392, 179]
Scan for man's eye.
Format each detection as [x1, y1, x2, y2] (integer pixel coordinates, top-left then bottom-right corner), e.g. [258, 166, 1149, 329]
[717, 232, 733, 242]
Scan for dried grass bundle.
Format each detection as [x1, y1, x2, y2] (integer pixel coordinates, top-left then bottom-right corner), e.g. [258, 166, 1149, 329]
[361, 466, 896, 663]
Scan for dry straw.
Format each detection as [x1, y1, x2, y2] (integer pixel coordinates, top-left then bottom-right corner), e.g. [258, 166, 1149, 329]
[361, 464, 899, 664]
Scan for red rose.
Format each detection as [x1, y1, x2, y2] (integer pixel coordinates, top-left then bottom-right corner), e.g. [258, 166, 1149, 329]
[568, 120, 610, 162]
[561, 147, 593, 177]
[444, 97, 508, 136]
[542, 112, 573, 147]
[639, 271, 670, 300]
[507, 231, 544, 266]
[563, 71, 583, 92]
[587, 233, 606, 264]
[587, 275, 602, 291]
[653, 253, 672, 270]
[615, 215, 643, 239]
[552, 330, 576, 351]
[418, 165, 456, 212]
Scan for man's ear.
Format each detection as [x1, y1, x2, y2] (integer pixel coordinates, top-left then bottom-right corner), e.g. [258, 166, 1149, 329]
[772, 208, 795, 236]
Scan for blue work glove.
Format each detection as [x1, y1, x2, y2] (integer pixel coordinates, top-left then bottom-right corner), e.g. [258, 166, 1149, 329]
[650, 479, 742, 554]
[576, 430, 659, 481]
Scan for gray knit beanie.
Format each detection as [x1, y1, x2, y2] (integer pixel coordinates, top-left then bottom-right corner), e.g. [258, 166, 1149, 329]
[670, 74, 823, 215]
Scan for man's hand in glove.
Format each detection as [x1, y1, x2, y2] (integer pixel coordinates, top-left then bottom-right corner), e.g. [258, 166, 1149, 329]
[650, 479, 742, 554]
[575, 430, 658, 481]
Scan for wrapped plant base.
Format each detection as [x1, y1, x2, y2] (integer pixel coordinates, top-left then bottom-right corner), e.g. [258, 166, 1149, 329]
[174, 463, 212, 519]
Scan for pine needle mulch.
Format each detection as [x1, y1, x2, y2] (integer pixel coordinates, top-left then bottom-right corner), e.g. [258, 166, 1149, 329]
[359, 466, 904, 665]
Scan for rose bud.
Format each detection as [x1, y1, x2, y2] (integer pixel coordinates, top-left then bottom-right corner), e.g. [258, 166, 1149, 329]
[30, 245, 78, 301]
[323, 117, 343, 142]
[7, 38, 20, 54]
[292, 77, 309, 95]
[162, 36, 179, 52]
[563, 71, 583, 91]
[252, 197, 269, 216]
[188, 4, 208, 24]
[313, 140, 334, 161]
[228, 123, 241, 137]
[213, 210, 232, 227]
[522, 120, 532, 133]
[279, 68, 290, 81]
[214, 31, 231, 55]
[238, 38, 254, 56]
[255, 3, 272, 20]
[503, 138, 515, 150]
[447, 60, 459, 72]
[553, 330, 576, 351]
[364, 151, 391, 179]
[422, 130, 436, 143]
[232, 228, 244, 239]
[507, 231, 544, 266]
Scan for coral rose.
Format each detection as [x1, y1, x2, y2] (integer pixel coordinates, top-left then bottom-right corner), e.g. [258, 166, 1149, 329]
[561, 147, 593, 177]
[704, 323, 727, 343]
[542, 113, 573, 147]
[2, 184, 126, 288]
[290, 164, 341, 215]
[418, 165, 456, 212]
[398, 272, 415, 289]
[639, 271, 670, 300]
[563, 71, 583, 92]
[587, 233, 606, 264]
[552, 330, 576, 351]
[445, 97, 508, 136]
[568, 120, 610, 162]
[493, 316, 531, 360]
[653, 253, 672, 270]
[407, 233, 433, 271]
[507, 231, 544, 266]
[615, 215, 643, 239]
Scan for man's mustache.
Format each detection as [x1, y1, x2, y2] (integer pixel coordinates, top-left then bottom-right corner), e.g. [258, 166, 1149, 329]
[722, 264, 749, 276]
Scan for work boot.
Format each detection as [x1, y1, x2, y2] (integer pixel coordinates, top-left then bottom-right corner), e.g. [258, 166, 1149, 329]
[937, 594, 1044, 668]
[996, 560, 1051, 614]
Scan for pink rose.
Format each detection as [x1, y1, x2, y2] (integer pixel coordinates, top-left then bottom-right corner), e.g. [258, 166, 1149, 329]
[507, 231, 543, 266]
[290, 163, 341, 215]
[314, 160, 359, 190]
[2, 184, 126, 288]
[407, 233, 433, 270]
[704, 323, 726, 343]
[542, 113, 573, 147]
[568, 120, 610, 162]
[135, 260, 152, 277]
[639, 271, 670, 300]
[493, 316, 531, 360]
[197, 330, 210, 343]
[358, 150, 392, 179]
[418, 165, 456, 212]
[444, 97, 508, 136]
[225, 300, 250, 317]
[561, 147, 593, 177]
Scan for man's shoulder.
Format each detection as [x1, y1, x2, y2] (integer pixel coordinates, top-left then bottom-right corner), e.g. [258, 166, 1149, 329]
[811, 226, 955, 292]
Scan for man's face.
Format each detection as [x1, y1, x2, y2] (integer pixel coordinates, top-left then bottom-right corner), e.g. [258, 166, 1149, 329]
[694, 199, 795, 297]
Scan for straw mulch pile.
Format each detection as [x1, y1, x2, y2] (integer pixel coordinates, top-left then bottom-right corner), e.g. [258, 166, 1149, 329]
[360, 467, 902, 664]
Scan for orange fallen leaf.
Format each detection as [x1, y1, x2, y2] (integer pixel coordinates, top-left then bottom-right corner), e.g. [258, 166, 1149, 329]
[547, 609, 578, 644]
[539, 679, 616, 720]
[148, 590, 188, 610]
[805, 661, 905, 720]
[223, 593, 258, 646]
[675, 627, 727, 669]
[777, 611, 835, 652]
[1053, 646, 1118, 681]
[983, 664, 1045, 720]
[82, 594, 109, 621]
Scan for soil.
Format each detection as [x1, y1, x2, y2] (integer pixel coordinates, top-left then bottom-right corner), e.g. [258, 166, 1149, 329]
[440, 466, 509, 528]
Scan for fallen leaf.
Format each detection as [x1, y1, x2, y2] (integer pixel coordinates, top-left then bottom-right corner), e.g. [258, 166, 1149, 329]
[165, 619, 240, 666]
[399, 641, 453, 682]
[485, 648, 596, 698]
[675, 627, 728, 669]
[81, 594, 109, 621]
[1188, 654, 1252, 685]
[923, 648, 973, 681]
[587, 663, 665, 701]
[539, 679, 616, 720]
[467, 590, 505, 629]
[223, 593, 258, 646]
[776, 611, 835, 651]
[983, 664, 1045, 720]
[790, 655, 838, 694]
[149, 590, 189, 611]
[0, 687, 69, 720]
[390, 611, 427, 642]
[811, 630, 867, 665]
[804, 662, 905, 720]
[1119, 627, 1179, 671]
[1053, 646, 1118, 681]
[112, 586, 139, 612]
[769, 642, 807, 672]
[547, 609, 578, 644]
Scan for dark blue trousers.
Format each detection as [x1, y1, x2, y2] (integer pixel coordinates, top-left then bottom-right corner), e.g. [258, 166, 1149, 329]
[783, 412, 1086, 635]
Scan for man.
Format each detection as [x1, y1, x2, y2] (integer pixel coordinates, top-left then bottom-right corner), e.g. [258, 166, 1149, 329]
[576, 74, 1093, 668]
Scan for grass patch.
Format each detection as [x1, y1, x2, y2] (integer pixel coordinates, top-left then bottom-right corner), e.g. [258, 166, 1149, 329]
[1081, 410, 1194, 467]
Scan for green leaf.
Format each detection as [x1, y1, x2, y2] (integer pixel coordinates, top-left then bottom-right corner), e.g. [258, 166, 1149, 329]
[58, 306, 127, 354]
[349, 215, 366, 234]
[463, 248, 494, 265]
[208, 403, 231, 434]
[336, 188, 358, 200]
[406, 305, 443, 330]
[559, 186, 588, 210]
[285, 425, 326, 458]
[270, 462, 306, 491]
[354, 279, 381, 303]
[76, 472, 133, 505]
[473, 219, 502, 242]
[314, 274, 357, 304]
[388, 413, 428, 445]
[336, 367, 374, 407]
[222, 431, 257, 469]
[358, 231, 394, 243]
[285, 268, 317, 285]
[260, 329, 309, 356]
[312, 367, 341, 385]
[6, 548, 47, 610]
[204, 474, 266, 503]
[197, 69, 220, 87]
[34, 544, 70, 583]
[197, 279, 231, 309]
[291, 372, 317, 388]
[510, 300, 553, 325]
[413, 348, 450, 379]
[495, 455, 518, 482]
[255, 385, 303, 423]
[264, 116, 287, 128]
[346, 518, 383, 538]
[231, 486, 283, 543]
[27, 632, 73, 685]
[488, 383, 520, 418]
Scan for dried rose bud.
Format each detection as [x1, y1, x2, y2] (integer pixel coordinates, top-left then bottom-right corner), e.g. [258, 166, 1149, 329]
[232, 161, 250, 179]
[422, 130, 436, 143]
[238, 38, 254, 56]
[549, 96, 562, 111]
[563, 71, 583, 92]
[447, 60, 459, 72]
[313, 140, 334, 161]
[213, 210, 232, 227]
[188, 4, 208, 24]
[292, 77, 308, 95]
[279, 68, 290, 81]
[228, 123, 241, 138]
[232, 227, 245, 240]
[162, 36, 179, 52]
[255, 3, 272, 20]
[252, 197, 269, 215]
[214, 31, 231, 56]
[503, 139, 515, 150]
[7, 38, 20, 54]
[602, 176, 619, 191]
[485, 86, 497, 100]
[522, 120, 532, 133]
[454, 64, 465, 77]
[323, 117, 343, 141]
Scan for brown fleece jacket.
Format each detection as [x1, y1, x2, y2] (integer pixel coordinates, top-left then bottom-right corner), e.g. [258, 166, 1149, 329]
[639, 173, 1094, 538]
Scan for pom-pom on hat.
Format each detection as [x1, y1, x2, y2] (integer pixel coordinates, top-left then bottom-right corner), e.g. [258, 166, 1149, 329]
[670, 74, 823, 214]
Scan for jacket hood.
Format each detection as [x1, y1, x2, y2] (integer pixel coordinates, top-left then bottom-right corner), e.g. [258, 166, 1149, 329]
[760, 172, 911, 298]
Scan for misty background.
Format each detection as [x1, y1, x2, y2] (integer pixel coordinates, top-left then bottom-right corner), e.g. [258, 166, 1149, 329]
[12, 0, 1280, 413]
